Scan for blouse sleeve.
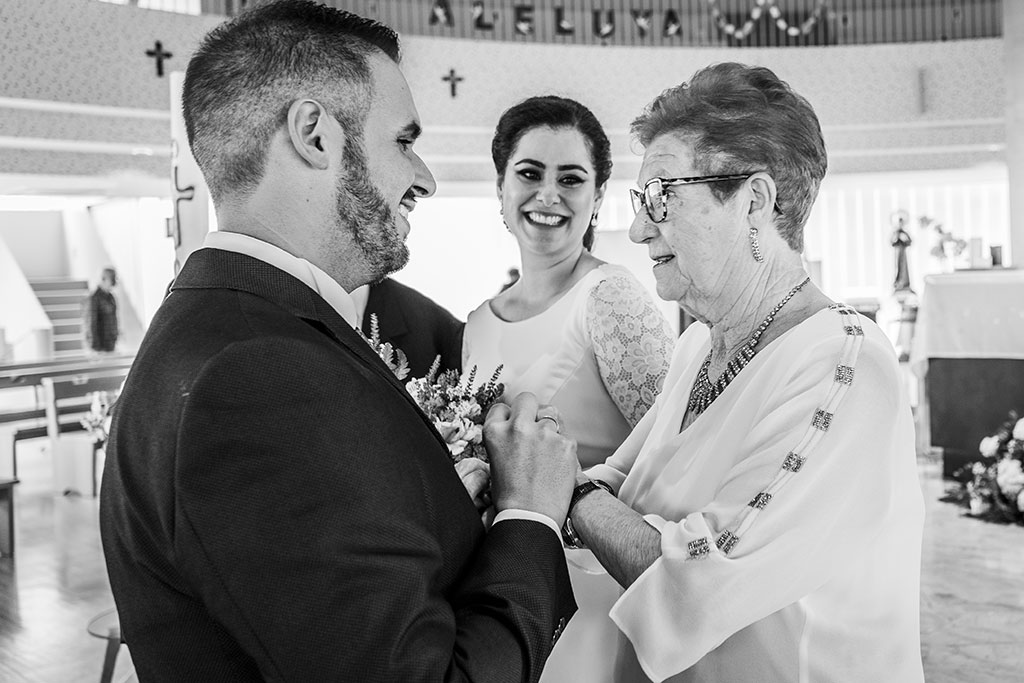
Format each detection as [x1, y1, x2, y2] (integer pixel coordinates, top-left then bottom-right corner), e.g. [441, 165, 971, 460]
[586, 272, 674, 427]
[610, 310, 923, 680]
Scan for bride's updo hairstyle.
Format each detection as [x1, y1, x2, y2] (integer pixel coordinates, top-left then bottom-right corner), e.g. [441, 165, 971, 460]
[631, 62, 827, 252]
[491, 96, 612, 251]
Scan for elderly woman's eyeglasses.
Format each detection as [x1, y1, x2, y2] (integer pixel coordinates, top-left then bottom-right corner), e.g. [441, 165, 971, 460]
[629, 174, 757, 223]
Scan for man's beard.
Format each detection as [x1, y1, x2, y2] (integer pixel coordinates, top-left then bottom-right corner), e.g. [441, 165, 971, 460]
[334, 140, 409, 283]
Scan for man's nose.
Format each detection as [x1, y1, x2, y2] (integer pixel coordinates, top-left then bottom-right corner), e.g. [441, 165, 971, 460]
[411, 152, 436, 198]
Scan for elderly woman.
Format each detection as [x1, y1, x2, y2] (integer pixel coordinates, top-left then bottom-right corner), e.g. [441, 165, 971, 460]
[557, 63, 925, 682]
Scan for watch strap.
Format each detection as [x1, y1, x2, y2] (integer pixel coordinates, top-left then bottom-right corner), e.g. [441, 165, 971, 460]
[561, 479, 614, 549]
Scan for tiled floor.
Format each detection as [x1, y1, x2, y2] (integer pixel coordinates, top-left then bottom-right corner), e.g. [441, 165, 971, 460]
[917, 454, 1024, 683]
[0, 481, 136, 682]
[1, 449, 1022, 682]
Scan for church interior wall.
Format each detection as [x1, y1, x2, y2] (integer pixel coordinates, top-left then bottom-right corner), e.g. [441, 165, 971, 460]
[0, 0, 1011, 331]
[0, 211, 68, 280]
[0, 0, 1004, 183]
[401, 35, 1003, 182]
[0, 234, 51, 362]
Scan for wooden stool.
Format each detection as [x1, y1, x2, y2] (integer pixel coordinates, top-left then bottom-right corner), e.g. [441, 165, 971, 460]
[0, 478, 16, 558]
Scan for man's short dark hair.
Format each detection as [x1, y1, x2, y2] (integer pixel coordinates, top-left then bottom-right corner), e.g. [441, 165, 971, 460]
[183, 0, 400, 203]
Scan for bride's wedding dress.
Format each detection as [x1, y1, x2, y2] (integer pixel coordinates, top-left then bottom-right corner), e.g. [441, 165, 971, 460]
[464, 264, 673, 683]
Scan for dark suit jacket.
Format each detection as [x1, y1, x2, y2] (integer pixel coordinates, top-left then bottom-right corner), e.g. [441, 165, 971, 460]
[100, 248, 574, 682]
[362, 277, 464, 377]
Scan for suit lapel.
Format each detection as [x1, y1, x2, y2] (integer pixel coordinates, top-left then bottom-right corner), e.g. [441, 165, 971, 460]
[172, 249, 449, 450]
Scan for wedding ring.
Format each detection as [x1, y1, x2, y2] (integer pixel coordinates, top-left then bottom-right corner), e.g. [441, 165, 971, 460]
[536, 407, 561, 433]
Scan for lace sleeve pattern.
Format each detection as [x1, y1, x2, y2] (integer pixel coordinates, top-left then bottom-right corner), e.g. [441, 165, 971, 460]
[586, 273, 674, 427]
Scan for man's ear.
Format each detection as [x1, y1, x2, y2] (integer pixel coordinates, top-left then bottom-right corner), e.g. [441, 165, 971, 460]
[286, 99, 339, 170]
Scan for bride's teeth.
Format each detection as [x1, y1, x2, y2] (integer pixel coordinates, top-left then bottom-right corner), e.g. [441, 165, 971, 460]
[528, 212, 565, 226]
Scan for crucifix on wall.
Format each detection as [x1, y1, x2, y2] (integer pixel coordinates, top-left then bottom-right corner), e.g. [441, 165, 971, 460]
[442, 68, 463, 98]
[168, 163, 196, 248]
[146, 40, 173, 77]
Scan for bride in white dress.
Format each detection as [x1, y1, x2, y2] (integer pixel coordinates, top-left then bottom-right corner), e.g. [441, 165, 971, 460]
[463, 96, 674, 683]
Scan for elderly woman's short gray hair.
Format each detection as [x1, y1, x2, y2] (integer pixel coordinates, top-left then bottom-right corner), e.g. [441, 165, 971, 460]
[631, 63, 827, 252]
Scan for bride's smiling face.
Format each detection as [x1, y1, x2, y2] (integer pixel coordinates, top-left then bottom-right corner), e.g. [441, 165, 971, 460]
[498, 126, 603, 258]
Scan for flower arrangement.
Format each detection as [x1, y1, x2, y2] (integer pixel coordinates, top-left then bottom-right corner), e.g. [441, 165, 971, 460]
[361, 314, 504, 463]
[405, 360, 504, 463]
[946, 411, 1024, 525]
[80, 391, 112, 447]
[919, 215, 967, 268]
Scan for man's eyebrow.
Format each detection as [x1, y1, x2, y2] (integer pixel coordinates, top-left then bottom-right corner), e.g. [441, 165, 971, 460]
[514, 158, 589, 173]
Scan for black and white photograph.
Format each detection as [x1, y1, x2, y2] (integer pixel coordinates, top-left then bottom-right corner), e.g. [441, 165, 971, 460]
[0, 1, 1021, 681]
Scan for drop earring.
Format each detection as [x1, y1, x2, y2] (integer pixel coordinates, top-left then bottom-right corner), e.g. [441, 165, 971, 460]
[590, 213, 599, 228]
[500, 203, 510, 232]
[749, 226, 764, 263]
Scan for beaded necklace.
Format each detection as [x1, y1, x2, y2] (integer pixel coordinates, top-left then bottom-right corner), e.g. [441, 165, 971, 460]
[687, 276, 811, 417]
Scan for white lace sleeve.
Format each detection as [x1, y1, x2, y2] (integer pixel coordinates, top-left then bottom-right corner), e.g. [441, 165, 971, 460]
[586, 273, 674, 427]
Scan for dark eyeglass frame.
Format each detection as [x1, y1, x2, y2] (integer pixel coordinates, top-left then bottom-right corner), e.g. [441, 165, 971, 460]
[630, 173, 771, 223]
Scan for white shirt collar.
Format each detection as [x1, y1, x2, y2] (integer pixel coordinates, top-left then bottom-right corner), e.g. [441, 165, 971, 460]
[202, 231, 359, 329]
[350, 284, 370, 330]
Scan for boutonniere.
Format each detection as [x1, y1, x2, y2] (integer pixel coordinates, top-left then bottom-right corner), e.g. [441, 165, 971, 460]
[359, 313, 410, 381]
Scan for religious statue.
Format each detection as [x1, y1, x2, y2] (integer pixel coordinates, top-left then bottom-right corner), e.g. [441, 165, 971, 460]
[885, 210, 918, 362]
[890, 210, 914, 294]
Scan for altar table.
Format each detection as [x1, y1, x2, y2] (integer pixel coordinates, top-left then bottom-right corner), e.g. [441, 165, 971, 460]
[910, 270, 1024, 477]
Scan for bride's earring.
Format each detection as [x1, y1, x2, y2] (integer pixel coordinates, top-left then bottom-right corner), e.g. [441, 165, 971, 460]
[749, 226, 764, 263]
[500, 203, 511, 232]
[590, 213, 599, 228]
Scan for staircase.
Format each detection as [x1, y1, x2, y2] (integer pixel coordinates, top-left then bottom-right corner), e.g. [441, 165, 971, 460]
[29, 279, 90, 358]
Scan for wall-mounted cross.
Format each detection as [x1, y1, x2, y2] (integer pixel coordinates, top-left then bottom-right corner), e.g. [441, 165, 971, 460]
[442, 68, 464, 98]
[169, 164, 196, 248]
[146, 41, 173, 77]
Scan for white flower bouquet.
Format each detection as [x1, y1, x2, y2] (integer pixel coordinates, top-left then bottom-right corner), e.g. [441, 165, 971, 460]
[361, 314, 503, 463]
[80, 391, 112, 446]
[405, 360, 503, 463]
[948, 411, 1024, 525]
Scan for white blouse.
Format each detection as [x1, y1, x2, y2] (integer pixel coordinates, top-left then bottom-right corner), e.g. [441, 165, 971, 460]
[588, 305, 926, 683]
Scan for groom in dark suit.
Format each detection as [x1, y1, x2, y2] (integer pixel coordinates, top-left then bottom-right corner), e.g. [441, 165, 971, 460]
[99, 2, 578, 681]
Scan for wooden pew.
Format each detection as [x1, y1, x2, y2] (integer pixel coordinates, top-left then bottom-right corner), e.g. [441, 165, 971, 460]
[0, 355, 134, 446]
[0, 354, 135, 392]
[41, 369, 128, 442]
[0, 368, 128, 497]
[0, 478, 15, 557]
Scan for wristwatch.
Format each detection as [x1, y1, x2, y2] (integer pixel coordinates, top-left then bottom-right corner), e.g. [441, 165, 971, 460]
[561, 479, 614, 549]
